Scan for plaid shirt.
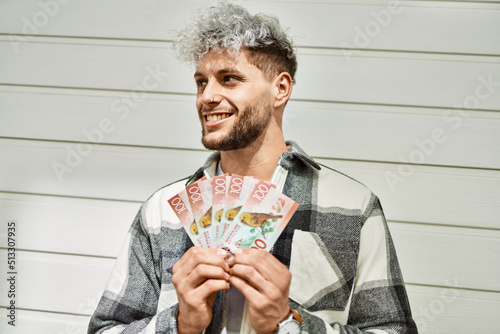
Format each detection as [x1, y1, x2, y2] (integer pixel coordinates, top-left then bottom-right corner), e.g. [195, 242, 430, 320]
[88, 142, 417, 334]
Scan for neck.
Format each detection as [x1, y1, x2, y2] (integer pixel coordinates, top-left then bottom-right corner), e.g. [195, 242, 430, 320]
[219, 127, 288, 181]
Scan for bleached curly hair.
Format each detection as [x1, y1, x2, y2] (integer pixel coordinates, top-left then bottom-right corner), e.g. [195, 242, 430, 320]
[174, 1, 297, 82]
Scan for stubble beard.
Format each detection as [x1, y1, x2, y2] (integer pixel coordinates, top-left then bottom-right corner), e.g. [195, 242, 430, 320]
[201, 101, 272, 151]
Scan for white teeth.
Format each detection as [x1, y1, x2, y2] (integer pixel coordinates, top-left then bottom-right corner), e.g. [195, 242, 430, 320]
[207, 114, 230, 121]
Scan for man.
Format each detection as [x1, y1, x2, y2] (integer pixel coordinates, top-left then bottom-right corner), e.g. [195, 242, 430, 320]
[89, 3, 417, 334]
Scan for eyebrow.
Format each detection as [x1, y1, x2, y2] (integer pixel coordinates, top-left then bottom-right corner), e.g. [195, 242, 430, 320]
[194, 68, 242, 78]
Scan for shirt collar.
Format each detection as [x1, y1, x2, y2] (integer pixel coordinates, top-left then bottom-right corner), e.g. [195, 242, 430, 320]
[280, 140, 321, 171]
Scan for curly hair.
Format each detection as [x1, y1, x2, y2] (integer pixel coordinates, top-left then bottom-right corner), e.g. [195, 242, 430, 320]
[174, 1, 297, 82]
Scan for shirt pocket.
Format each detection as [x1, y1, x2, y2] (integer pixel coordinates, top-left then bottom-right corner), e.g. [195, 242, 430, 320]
[288, 229, 356, 313]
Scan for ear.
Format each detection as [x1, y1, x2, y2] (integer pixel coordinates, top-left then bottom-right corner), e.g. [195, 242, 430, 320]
[273, 72, 293, 109]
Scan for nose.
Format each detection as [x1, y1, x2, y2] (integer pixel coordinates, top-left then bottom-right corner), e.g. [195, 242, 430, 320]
[199, 80, 222, 105]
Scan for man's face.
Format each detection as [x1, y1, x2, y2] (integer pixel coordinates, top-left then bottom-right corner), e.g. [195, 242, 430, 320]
[194, 49, 274, 151]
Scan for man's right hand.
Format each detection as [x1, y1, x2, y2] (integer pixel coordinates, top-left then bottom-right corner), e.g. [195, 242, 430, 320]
[172, 247, 231, 334]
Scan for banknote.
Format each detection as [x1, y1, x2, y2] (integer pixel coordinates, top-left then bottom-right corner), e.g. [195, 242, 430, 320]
[222, 180, 298, 251]
[167, 189, 206, 247]
[256, 191, 299, 251]
[219, 175, 259, 243]
[168, 174, 299, 252]
[199, 177, 215, 245]
[185, 178, 213, 247]
[211, 174, 230, 247]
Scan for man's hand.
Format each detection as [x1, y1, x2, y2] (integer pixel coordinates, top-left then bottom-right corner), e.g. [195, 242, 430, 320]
[227, 248, 292, 334]
[172, 247, 231, 334]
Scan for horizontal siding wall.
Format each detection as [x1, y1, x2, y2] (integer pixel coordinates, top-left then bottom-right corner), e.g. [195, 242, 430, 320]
[0, 0, 499, 333]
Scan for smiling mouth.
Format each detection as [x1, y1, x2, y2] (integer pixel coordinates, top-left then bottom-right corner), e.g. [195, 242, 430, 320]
[206, 113, 232, 122]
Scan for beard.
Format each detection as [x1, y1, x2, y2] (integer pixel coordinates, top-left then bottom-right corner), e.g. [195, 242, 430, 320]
[201, 101, 272, 151]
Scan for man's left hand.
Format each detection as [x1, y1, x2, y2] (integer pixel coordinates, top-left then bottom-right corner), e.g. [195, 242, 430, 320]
[227, 248, 292, 334]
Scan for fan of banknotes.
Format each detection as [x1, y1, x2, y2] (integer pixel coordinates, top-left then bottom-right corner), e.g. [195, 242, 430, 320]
[168, 174, 299, 252]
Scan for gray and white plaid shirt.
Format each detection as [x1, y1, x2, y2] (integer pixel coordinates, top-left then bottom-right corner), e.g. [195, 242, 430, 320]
[88, 142, 418, 334]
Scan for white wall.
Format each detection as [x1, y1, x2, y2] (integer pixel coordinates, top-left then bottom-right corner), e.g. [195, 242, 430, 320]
[0, 0, 499, 333]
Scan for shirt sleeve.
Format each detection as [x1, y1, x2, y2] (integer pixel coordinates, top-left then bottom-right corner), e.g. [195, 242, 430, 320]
[289, 198, 418, 334]
[87, 208, 180, 334]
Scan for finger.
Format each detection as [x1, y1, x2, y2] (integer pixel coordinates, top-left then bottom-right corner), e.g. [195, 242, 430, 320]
[195, 262, 231, 282]
[174, 261, 230, 292]
[175, 247, 230, 269]
[227, 248, 280, 269]
[182, 279, 231, 308]
[173, 247, 229, 275]
[177, 279, 230, 333]
[228, 274, 262, 301]
[229, 274, 288, 324]
[227, 248, 288, 281]
[201, 277, 232, 293]
[229, 263, 291, 308]
[173, 247, 230, 291]
[229, 262, 270, 293]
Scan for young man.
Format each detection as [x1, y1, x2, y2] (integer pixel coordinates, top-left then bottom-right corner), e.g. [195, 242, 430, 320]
[89, 3, 417, 334]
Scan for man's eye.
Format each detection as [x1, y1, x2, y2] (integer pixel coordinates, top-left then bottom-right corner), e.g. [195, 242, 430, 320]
[196, 80, 207, 87]
[224, 76, 238, 82]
